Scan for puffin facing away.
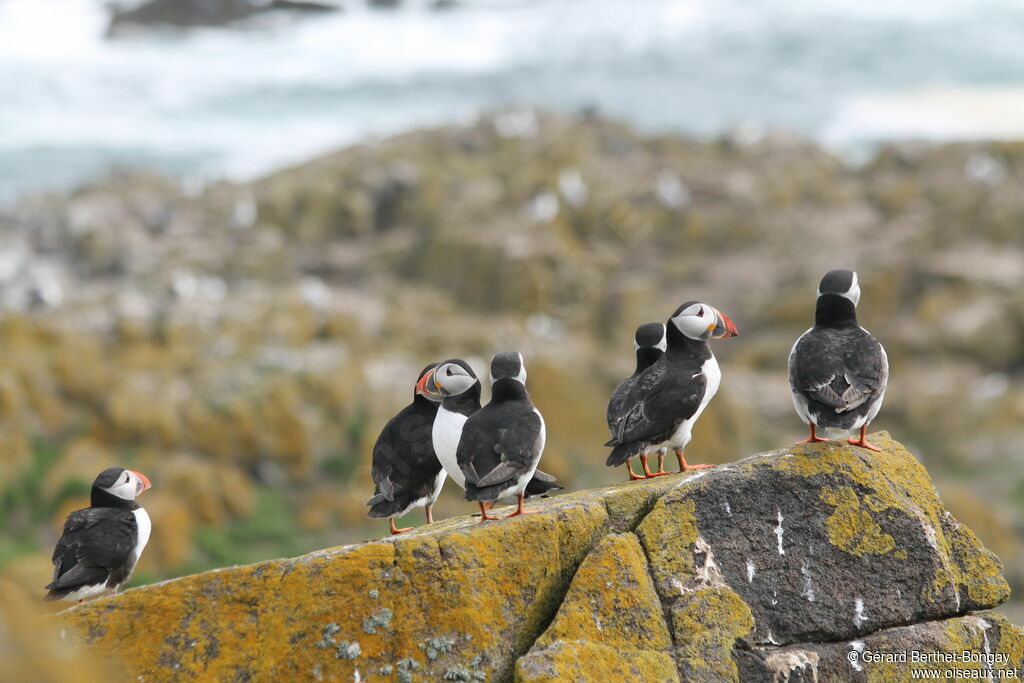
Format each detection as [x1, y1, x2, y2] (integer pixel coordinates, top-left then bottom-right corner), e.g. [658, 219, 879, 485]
[45, 467, 152, 603]
[606, 322, 669, 479]
[458, 352, 547, 521]
[606, 302, 738, 476]
[432, 358, 561, 502]
[366, 363, 446, 534]
[788, 269, 889, 451]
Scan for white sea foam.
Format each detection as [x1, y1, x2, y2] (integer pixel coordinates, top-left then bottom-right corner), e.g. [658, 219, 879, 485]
[2, 0, 1023, 199]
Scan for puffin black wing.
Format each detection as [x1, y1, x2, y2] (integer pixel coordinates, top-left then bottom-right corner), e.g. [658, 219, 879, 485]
[366, 401, 441, 518]
[606, 375, 637, 442]
[789, 327, 887, 427]
[608, 362, 707, 446]
[459, 404, 543, 500]
[46, 508, 138, 600]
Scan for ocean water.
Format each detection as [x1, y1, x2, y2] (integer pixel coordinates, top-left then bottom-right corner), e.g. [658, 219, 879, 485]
[2, 0, 1024, 200]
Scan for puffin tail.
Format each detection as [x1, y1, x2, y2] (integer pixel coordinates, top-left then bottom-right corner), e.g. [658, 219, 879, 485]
[525, 476, 564, 497]
[366, 494, 415, 519]
[606, 442, 642, 467]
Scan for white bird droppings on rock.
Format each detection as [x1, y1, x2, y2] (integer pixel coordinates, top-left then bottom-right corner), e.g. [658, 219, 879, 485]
[801, 561, 815, 602]
[853, 598, 869, 628]
[774, 507, 785, 555]
[849, 641, 865, 672]
[765, 650, 820, 683]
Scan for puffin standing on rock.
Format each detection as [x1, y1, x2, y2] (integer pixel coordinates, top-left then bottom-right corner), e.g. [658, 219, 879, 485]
[45, 467, 152, 603]
[458, 352, 549, 521]
[788, 269, 889, 450]
[366, 363, 446, 534]
[605, 302, 739, 478]
[432, 358, 561, 504]
[606, 322, 670, 479]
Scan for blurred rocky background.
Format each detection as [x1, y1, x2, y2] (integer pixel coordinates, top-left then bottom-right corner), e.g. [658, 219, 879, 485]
[1, 110, 1022, 619]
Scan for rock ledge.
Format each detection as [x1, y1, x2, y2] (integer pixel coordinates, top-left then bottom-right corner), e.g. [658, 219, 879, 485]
[59, 433, 1022, 681]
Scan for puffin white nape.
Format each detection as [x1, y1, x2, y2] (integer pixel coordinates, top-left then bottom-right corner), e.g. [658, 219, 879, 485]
[816, 269, 860, 306]
[489, 351, 527, 385]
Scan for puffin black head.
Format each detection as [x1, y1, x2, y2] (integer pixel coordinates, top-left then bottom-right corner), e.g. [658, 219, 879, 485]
[91, 467, 152, 508]
[489, 351, 527, 385]
[431, 358, 479, 397]
[815, 269, 860, 326]
[413, 362, 443, 402]
[634, 322, 667, 352]
[668, 301, 739, 343]
[817, 269, 860, 306]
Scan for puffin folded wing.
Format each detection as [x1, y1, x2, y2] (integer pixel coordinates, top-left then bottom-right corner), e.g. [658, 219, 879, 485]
[474, 418, 543, 487]
[46, 510, 137, 600]
[613, 373, 706, 446]
[802, 367, 880, 414]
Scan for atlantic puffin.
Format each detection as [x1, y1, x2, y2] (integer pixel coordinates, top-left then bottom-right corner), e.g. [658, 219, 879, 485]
[788, 269, 889, 451]
[606, 322, 669, 479]
[45, 467, 153, 603]
[366, 363, 446, 534]
[457, 352, 547, 521]
[605, 302, 739, 475]
[432, 358, 561, 505]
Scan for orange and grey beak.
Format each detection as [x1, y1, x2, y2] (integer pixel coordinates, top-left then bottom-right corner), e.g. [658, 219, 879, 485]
[131, 470, 152, 495]
[712, 310, 739, 338]
[416, 369, 443, 399]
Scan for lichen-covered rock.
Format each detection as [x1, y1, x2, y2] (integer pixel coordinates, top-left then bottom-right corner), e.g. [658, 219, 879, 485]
[636, 432, 1008, 648]
[736, 613, 1024, 682]
[56, 435, 1020, 681]
[517, 533, 672, 680]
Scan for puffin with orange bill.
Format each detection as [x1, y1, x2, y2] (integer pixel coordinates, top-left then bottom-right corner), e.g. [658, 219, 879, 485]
[788, 269, 889, 450]
[606, 322, 669, 479]
[45, 467, 153, 603]
[606, 302, 739, 476]
[366, 363, 446, 534]
[431, 358, 561, 505]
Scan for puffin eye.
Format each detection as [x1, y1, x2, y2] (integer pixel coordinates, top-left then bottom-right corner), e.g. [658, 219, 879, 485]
[696, 307, 704, 317]
[446, 367, 454, 376]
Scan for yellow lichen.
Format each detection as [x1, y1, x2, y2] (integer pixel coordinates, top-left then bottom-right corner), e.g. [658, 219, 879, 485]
[515, 640, 680, 682]
[535, 533, 671, 650]
[634, 496, 700, 599]
[820, 486, 896, 556]
[671, 587, 754, 683]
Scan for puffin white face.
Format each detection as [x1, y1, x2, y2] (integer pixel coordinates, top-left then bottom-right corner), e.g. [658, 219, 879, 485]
[103, 469, 153, 501]
[817, 269, 860, 306]
[670, 303, 739, 341]
[434, 362, 477, 396]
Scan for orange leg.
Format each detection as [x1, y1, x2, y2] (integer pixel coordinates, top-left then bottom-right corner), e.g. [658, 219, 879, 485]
[848, 425, 882, 452]
[641, 453, 669, 478]
[506, 493, 539, 518]
[626, 459, 645, 480]
[652, 449, 671, 476]
[676, 450, 713, 472]
[795, 424, 829, 445]
[425, 504, 435, 525]
[390, 518, 413, 534]
[478, 501, 500, 523]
